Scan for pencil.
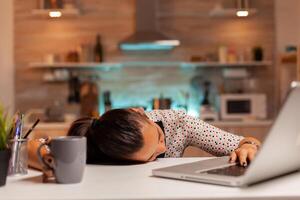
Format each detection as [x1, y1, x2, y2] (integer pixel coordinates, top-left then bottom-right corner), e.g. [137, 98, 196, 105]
[23, 119, 40, 139]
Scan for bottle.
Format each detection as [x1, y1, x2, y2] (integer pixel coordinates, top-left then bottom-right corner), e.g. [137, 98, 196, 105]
[227, 47, 237, 63]
[80, 81, 99, 117]
[68, 74, 80, 104]
[94, 34, 103, 62]
[103, 91, 111, 112]
[201, 81, 211, 106]
[218, 45, 227, 63]
[252, 46, 263, 61]
[199, 81, 218, 121]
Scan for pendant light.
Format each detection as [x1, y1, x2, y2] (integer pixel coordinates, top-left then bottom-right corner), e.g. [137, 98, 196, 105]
[236, 0, 249, 17]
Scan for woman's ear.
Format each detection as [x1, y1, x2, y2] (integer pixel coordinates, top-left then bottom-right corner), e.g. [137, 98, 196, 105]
[155, 124, 165, 143]
[159, 130, 165, 143]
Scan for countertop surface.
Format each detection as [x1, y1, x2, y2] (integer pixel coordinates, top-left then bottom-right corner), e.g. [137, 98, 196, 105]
[24, 122, 72, 130]
[2, 157, 300, 200]
[210, 120, 273, 127]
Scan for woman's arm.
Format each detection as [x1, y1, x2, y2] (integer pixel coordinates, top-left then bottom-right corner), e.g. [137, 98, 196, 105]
[179, 112, 260, 166]
[182, 114, 244, 156]
[131, 108, 261, 165]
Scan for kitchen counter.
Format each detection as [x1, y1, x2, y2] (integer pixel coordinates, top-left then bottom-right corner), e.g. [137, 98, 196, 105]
[210, 120, 273, 127]
[24, 122, 72, 130]
[3, 157, 300, 200]
[24, 120, 272, 140]
[25, 120, 272, 130]
[24, 122, 72, 139]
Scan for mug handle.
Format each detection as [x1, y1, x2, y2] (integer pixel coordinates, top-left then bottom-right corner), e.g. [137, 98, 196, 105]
[37, 138, 55, 169]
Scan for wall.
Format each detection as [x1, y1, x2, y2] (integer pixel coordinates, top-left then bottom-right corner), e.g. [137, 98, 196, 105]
[14, 0, 276, 117]
[275, 0, 300, 52]
[0, 0, 14, 113]
[275, 0, 300, 102]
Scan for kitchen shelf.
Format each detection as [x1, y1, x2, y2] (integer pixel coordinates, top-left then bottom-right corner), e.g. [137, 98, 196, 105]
[30, 62, 122, 71]
[185, 61, 271, 68]
[31, 8, 80, 18]
[29, 61, 272, 71]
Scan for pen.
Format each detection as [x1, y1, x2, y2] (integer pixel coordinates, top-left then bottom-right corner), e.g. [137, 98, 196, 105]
[10, 113, 21, 173]
[11, 113, 23, 174]
[14, 115, 21, 139]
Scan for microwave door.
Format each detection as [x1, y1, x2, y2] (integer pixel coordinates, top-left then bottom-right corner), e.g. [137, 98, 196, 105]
[224, 99, 252, 120]
[227, 100, 251, 114]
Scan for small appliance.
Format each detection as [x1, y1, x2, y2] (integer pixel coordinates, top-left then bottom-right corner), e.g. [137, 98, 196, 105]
[220, 93, 266, 120]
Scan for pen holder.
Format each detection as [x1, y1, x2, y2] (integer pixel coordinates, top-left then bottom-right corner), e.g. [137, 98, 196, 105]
[8, 139, 28, 176]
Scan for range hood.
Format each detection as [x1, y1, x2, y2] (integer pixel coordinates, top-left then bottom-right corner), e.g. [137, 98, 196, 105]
[119, 0, 180, 51]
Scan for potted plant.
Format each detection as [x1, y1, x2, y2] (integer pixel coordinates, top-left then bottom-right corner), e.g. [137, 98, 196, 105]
[0, 105, 12, 187]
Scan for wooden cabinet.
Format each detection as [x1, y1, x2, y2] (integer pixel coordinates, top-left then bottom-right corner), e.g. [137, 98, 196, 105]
[183, 121, 272, 157]
[215, 125, 270, 142]
[279, 46, 300, 104]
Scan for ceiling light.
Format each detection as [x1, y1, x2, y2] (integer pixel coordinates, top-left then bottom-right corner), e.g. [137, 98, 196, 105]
[236, 0, 249, 17]
[49, 11, 62, 18]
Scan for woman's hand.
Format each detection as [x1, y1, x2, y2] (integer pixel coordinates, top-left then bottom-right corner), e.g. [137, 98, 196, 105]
[28, 137, 51, 170]
[229, 137, 261, 167]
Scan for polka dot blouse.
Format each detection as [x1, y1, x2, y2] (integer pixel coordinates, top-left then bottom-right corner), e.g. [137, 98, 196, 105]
[145, 109, 244, 158]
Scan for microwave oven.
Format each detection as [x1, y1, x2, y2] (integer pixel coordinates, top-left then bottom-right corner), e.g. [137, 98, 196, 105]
[220, 93, 267, 120]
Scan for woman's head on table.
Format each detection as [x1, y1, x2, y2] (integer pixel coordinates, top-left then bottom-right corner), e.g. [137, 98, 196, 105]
[68, 108, 166, 163]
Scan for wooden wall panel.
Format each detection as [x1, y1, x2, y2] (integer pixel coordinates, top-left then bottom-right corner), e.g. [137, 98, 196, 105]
[14, 0, 276, 117]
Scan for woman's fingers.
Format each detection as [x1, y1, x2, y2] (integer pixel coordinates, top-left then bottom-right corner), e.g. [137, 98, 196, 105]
[247, 149, 256, 161]
[237, 148, 248, 167]
[229, 151, 237, 163]
[230, 144, 259, 166]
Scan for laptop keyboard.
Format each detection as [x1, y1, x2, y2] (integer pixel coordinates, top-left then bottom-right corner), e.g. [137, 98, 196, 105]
[204, 165, 247, 177]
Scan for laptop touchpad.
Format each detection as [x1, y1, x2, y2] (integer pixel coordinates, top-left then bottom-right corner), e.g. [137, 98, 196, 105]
[202, 165, 247, 177]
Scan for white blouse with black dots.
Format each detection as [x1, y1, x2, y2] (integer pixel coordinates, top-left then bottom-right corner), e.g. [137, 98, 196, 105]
[145, 110, 244, 158]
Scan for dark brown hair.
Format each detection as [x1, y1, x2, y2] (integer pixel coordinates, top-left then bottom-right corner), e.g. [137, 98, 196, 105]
[67, 109, 147, 163]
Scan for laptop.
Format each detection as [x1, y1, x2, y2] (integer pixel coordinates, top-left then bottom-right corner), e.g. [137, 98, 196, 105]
[152, 82, 300, 187]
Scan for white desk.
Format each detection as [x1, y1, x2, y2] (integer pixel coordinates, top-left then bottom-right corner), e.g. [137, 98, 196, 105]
[2, 157, 300, 200]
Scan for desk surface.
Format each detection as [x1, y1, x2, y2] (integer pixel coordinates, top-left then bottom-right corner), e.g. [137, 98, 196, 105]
[2, 157, 300, 200]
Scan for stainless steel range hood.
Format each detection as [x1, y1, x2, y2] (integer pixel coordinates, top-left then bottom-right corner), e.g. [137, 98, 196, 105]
[119, 0, 180, 51]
